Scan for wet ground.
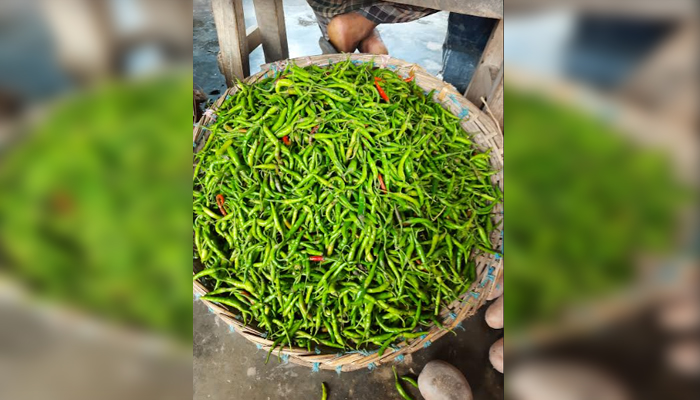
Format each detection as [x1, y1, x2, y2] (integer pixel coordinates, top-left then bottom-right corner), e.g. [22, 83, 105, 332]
[193, 1, 503, 399]
[194, 0, 448, 102]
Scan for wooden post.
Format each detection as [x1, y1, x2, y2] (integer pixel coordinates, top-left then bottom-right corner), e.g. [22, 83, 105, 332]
[465, 19, 503, 106]
[212, 0, 249, 85]
[253, 0, 289, 63]
[486, 65, 504, 130]
[40, 0, 118, 82]
[246, 26, 262, 53]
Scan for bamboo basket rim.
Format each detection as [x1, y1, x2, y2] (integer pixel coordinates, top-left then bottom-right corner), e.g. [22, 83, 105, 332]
[193, 54, 503, 372]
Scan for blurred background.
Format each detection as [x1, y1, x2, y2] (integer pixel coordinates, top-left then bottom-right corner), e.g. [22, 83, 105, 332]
[2, 0, 700, 399]
[504, 0, 698, 399]
[0, 1, 192, 400]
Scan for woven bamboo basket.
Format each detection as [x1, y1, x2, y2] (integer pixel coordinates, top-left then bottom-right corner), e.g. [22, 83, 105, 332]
[193, 54, 503, 372]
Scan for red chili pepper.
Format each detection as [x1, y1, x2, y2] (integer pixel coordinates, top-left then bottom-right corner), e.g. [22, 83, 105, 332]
[239, 291, 255, 304]
[216, 194, 228, 216]
[404, 75, 415, 83]
[309, 256, 324, 262]
[282, 135, 291, 146]
[375, 81, 390, 103]
[415, 260, 422, 265]
[378, 174, 387, 193]
[52, 191, 73, 214]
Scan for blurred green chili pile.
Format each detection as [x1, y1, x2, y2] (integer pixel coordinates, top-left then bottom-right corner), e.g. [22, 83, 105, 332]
[0, 75, 192, 342]
[507, 88, 688, 330]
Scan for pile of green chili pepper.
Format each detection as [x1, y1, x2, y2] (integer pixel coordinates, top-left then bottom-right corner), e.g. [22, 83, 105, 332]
[193, 59, 502, 354]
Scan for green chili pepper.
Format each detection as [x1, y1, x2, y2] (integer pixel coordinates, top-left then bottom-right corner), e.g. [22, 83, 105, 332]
[401, 376, 419, 389]
[320, 382, 328, 400]
[193, 61, 500, 354]
[393, 366, 415, 400]
[270, 107, 288, 132]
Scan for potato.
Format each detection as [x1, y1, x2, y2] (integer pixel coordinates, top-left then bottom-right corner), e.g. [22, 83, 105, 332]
[658, 290, 700, 332]
[666, 339, 700, 376]
[485, 295, 503, 329]
[418, 360, 473, 400]
[489, 337, 504, 373]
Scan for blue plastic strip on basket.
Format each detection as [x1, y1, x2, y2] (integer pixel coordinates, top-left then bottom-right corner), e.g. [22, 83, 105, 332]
[395, 354, 405, 362]
[423, 340, 433, 348]
[347, 349, 374, 357]
[336, 366, 342, 375]
[312, 363, 320, 373]
[500, 230, 504, 254]
[479, 268, 490, 288]
[487, 266, 496, 283]
[280, 354, 290, 364]
[367, 362, 377, 371]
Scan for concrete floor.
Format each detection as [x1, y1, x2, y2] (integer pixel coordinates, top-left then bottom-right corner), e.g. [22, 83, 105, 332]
[194, 297, 504, 400]
[193, 1, 503, 398]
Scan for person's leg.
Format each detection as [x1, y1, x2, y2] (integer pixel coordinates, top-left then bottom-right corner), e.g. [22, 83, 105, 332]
[312, 12, 338, 54]
[326, 13, 378, 53]
[358, 29, 388, 54]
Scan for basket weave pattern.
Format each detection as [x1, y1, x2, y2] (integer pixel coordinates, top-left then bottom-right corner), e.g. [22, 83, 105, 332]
[193, 54, 503, 372]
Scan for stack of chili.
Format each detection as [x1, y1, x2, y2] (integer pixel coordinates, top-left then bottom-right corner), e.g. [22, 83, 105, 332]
[193, 59, 502, 355]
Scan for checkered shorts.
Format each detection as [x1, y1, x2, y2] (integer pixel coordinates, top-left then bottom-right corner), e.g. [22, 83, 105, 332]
[307, 0, 437, 39]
